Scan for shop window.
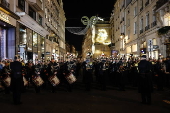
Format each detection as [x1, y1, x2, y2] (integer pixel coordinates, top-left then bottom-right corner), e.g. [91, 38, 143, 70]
[33, 32, 38, 47]
[19, 24, 27, 44]
[29, 6, 36, 20]
[26, 28, 33, 51]
[18, 0, 25, 11]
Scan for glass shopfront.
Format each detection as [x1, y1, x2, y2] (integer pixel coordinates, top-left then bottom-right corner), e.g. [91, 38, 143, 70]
[18, 24, 27, 60]
[0, 25, 15, 60]
[18, 23, 45, 62]
[0, 26, 7, 60]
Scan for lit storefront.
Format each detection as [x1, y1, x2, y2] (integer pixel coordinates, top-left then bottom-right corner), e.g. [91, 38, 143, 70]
[132, 44, 138, 58]
[17, 23, 45, 62]
[0, 3, 20, 60]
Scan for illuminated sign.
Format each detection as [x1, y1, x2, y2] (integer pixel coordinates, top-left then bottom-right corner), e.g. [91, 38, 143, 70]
[0, 10, 10, 22]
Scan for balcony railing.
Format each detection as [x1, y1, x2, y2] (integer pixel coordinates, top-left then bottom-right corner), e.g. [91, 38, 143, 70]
[0, 0, 10, 9]
[151, 21, 157, 27]
[156, 0, 169, 10]
[145, 25, 150, 31]
[140, 29, 143, 34]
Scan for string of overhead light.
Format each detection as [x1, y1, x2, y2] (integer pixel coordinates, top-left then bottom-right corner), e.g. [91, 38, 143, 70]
[66, 16, 104, 35]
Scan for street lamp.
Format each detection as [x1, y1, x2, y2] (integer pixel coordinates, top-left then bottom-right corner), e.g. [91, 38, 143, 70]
[120, 33, 124, 39]
[120, 34, 123, 39]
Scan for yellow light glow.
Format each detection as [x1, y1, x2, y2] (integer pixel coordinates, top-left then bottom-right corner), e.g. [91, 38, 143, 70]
[96, 29, 108, 43]
[0, 10, 10, 22]
[95, 50, 101, 54]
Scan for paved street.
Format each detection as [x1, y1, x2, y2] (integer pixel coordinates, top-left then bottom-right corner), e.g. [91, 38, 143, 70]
[0, 77, 170, 113]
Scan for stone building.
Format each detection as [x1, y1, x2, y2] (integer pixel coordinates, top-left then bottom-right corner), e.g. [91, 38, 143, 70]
[111, 0, 162, 59]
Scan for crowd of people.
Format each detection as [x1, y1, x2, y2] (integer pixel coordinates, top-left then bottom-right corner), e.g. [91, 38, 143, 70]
[0, 55, 170, 105]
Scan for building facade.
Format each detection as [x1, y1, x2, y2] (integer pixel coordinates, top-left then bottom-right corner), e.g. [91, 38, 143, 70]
[44, 0, 66, 62]
[0, 0, 66, 62]
[111, 0, 163, 59]
[156, 0, 170, 57]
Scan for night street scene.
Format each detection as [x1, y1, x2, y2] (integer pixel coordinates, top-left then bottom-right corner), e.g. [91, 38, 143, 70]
[0, 0, 170, 113]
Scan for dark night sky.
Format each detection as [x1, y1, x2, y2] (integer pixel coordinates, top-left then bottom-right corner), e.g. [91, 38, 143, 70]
[63, 0, 116, 51]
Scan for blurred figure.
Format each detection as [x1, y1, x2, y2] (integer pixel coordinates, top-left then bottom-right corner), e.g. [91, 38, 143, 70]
[1, 62, 11, 94]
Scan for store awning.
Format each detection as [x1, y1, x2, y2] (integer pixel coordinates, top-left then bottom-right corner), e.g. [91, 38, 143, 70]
[17, 12, 49, 37]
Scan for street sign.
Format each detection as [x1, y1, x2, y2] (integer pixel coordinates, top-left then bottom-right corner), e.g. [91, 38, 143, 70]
[148, 39, 153, 46]
[153, 45, 159, 49]
[148, 39, 153, 52]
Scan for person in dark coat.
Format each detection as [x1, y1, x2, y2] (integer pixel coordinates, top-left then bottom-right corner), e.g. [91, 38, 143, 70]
[154, 58, 166, 91]
[137, 55, 153, 105]
[40, 62, 49, 89]
[10, 56, 24, 105]
[98, 60, 109, 91]
[82, 59, 94, 91]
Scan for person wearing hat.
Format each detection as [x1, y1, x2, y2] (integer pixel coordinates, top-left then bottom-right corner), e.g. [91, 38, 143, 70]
[10, 56, 24, 105]
[137, 55, 153, 105]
